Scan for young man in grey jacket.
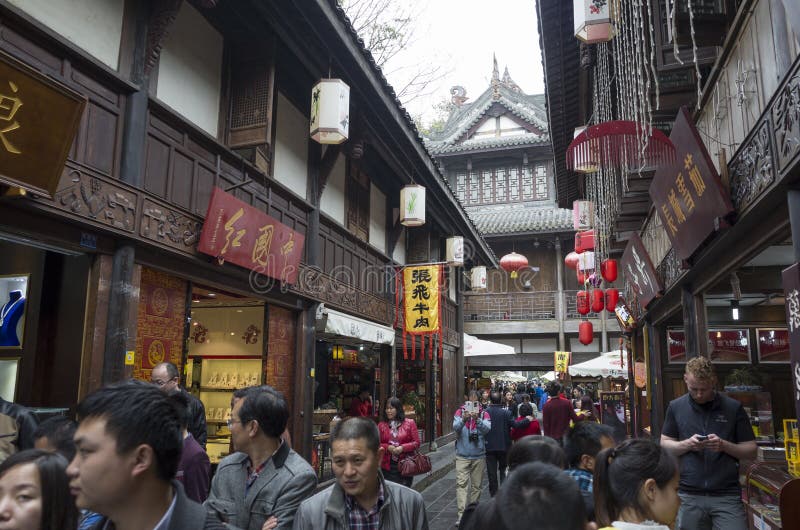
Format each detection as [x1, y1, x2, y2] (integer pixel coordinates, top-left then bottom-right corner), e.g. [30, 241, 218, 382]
[205, 386, 317, 530]
[293, 417, 428, 530]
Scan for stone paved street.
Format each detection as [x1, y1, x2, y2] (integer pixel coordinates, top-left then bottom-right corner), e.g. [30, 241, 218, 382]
[421, 467, 490, 530]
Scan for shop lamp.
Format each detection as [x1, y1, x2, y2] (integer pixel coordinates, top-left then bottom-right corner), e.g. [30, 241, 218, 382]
[731, 300, 740, 321]
[573, 0, 617, 44]
[471, 266, 487, 290]
[400, 184, 426, 226]
[332, 345, 344, 360]
[446, 236, 464, 266]
[310, 79, 350, 144]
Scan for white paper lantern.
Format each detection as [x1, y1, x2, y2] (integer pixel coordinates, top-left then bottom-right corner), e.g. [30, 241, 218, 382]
[446, 237, 464, 266]
[572, 126, 600, 174]
[577, 251, 596, 271]
[471, 266, 487, 290]
[400, 184, 425, 227]
[574, 0, 617, 44]
[310, 79, 350, 144]
[572, 200, 595, 231]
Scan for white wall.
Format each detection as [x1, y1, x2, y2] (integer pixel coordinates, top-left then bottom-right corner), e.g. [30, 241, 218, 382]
[369, 185, 386, 253]
[522, 338, 558, 353]
[273, 93, 309, 199]
[393, 230, 406, 265]
[320, 152, 346, 224]
[9, 0, 124, 70]
[157, 3, 223, 137]
[569, 337, 600, 352]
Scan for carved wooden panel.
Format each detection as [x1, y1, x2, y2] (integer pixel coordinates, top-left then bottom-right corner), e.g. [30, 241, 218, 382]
[772, 65, 800, 174]
[729, 116, 775, 213]
[0, 18, 125, 179]
[54, 162, 137, 232]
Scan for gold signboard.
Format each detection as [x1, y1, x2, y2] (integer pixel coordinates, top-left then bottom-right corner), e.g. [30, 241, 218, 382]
[0, 51, 86, 198]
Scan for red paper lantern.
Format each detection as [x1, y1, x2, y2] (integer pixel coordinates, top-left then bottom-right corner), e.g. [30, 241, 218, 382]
[500, 252, 528, 279]
[592, 289, 605, 313]
[601, 259, 618, 283]
[565, 251, 580, 270]
[575, 230, 595, 254]
[579, 320, 594, 345]
[566, 120, 676, 172]
[576, 269, 587, 283]
[576, 290, 590, 315]
[605, 288, 620, 312]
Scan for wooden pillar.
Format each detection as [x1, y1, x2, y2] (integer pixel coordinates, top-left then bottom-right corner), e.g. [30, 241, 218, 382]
[681, 285, 708, 358]
[789, 190, 800, 262]
[555, 238, 566, 351]
[101, 244, 139, 384]
[646, 320, 664, 438]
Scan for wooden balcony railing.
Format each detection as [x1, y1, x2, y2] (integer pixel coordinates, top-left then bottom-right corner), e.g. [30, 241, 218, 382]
[464, 290, 608, 322]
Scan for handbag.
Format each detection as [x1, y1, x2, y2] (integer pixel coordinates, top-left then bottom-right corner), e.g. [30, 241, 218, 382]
[398, 450, 431, 477]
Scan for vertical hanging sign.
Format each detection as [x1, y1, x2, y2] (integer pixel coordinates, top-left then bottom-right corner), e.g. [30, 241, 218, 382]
[554, 351, 571, 374]
[400, 265, 442, 360]
[782, 263, 800, 422]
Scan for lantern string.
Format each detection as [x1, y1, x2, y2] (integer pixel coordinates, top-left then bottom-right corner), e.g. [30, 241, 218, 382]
[686, 0, 703, 109]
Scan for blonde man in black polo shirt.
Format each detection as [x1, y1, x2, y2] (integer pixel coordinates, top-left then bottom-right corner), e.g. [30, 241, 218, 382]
[660, 357, 756, 530]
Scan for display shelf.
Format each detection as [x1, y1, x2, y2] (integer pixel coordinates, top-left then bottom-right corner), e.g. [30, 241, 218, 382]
[743, 461, 800, 530]
[724, 391, 775, 443]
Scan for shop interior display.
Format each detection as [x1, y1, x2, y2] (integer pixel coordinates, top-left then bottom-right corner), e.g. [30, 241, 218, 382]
[724, 390, 774, 444]
[743, 461, 800, 529]
[0, 276, 28, 348]
[186, 297, 265, 464]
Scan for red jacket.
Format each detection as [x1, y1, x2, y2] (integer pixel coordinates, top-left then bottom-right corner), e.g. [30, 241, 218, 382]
[511, 416, 541, 441]
[542, 395, 581, 440]
[378, 418, 420, 471]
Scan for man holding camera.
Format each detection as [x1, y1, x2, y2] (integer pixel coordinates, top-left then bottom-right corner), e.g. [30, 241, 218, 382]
[661, 357, 756, 530]
[453, 390, 491, 525]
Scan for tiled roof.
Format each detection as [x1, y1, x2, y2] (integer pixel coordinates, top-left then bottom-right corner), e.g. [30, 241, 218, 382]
[426, 132, 550, 154]
[466, 204, 575, 235]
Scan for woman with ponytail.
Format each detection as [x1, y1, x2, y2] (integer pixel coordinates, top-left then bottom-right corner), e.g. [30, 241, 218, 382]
[593, 439, 680, 529]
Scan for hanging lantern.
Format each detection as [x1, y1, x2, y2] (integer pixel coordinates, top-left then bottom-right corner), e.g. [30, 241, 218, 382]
[446, 236, 464, 266]
[310, 79, 350, 144]
[500, 252, 528, 279]
[400, 185, 426, 226]
[471, 266, 487, 290]
[577, 251, 595, 272]
[571, 127, 600, 174]
[592, 289, 605, 313]
[332, 345, 344, 360]
[577, 290, 590, 315]
[574, 0, 617, 43]
[566, 121, 675, 172]
[605, 288, 620, 312]
[573, 200, 595, 230]
[576, 269, 587, 284]
[565, 251, 580, 270]
[601, 259, 618, 283]
[579, 320, 594, 345]
[575, 230, 595, 254]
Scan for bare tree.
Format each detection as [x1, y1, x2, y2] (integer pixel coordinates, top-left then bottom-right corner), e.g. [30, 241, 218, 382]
[339, 0, 451, 106]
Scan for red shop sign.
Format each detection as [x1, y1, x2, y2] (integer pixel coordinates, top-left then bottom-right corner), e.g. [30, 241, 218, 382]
[667, 328, 750, 363]
[757, 328, 790, 363]
[667, 328, 686, 363]
[198, 187, 305, 284]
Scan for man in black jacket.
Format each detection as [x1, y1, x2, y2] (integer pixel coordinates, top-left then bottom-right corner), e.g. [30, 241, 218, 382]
[152, 361, 207, 448]
[484, 391, 531, 496]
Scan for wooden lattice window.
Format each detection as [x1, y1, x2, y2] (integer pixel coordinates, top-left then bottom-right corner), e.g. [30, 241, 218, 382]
[534, 164, 548, 199]
[346, 165, 370, 242]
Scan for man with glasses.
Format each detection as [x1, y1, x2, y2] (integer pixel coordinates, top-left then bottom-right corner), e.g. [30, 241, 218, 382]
[151, 361, 207, 448]
[205, 385, 317, 530]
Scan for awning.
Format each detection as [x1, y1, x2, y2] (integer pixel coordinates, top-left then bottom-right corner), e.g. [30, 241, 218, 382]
[315, 305, 394, 345]
[568, 350, 628, 379]
[541, 371, 557, 381]
[464, 334, 516, 357]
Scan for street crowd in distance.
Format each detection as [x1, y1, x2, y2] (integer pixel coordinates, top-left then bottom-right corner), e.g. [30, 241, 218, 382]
[0, 356, 755, 530]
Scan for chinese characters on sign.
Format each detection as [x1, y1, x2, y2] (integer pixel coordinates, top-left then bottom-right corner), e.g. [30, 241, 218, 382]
[757, 328, 790, 363]
[403, 266, 440, 333]
[400, 265, 442, 360]
[667, 328, 750, 363]
[0, 51, 86, 197]
[554, 351, 571, 374]
[782, 263, 800, 420]
[649, 107, 733, 261]
[198, 188, 305, 284]
[620, 232, 662, 308]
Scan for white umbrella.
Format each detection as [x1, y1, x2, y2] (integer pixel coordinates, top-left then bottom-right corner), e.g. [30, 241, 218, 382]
[463, 334, 516, 357]
[541, 371, 557, 381]
[568, 350, 629, 379]
[498, 371, 527, 382]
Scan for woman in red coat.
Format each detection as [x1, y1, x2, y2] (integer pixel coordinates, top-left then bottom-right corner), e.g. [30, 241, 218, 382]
[378, 396, 420, 487]
[511, 402, 541, 442]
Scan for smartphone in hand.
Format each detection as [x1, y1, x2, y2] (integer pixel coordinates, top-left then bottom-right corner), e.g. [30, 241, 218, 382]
[696, 434, 709, 442]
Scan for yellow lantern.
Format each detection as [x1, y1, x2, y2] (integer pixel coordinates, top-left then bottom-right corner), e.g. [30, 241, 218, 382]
[446, 236, 464, 266]
[574, 0, 617, 44]
[310, 79, 350, 144]
[400, 184, 425, 227]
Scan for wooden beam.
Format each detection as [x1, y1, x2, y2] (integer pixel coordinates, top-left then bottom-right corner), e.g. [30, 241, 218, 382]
[387, 214, 404, 256]
[317, 144, 342, 201]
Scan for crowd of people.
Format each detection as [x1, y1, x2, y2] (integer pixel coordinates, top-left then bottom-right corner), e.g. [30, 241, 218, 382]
[0, 357, 756, 530]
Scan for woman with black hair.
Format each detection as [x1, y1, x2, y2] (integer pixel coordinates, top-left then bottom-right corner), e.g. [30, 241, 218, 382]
[0, 449, 79, 530]
[377, 397, 420, 487]
[593, 438, 680, 529]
